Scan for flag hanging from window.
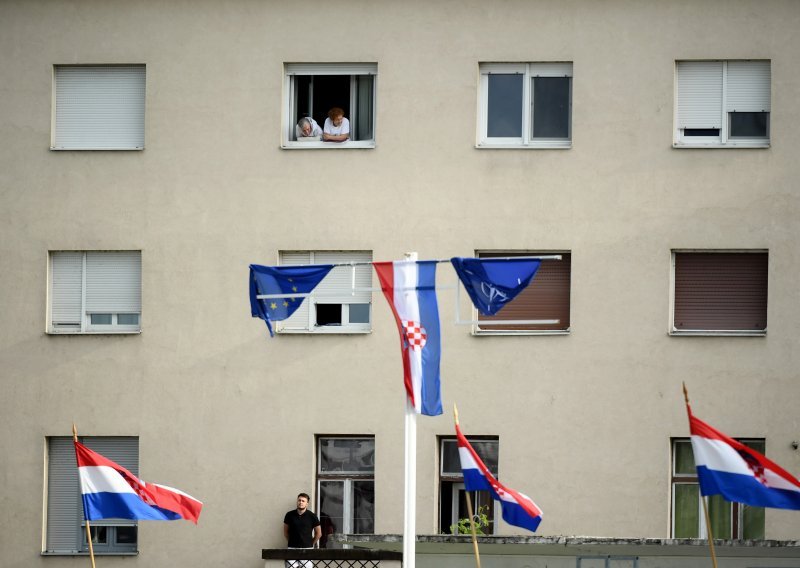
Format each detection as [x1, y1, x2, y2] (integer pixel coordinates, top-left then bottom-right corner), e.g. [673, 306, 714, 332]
[374, 260, 443, 416]
[450, 257, 541, 316]
[249, 264, 334, 337]
[456, 422, 542, 532]
[74, 441, 202, 523]
[687, 407, 800, 510]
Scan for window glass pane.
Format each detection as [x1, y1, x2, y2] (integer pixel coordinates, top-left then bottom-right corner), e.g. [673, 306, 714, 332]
[729, 112, 768, 138]
[294, 75, 312, 133]
[487, 74, 523, 137]
[742, 503, 765, 539]
[744, 440, 765, 454]
[674, 441, 696, 475]
[356, 75, 374, 141]
[349, 304, 370, 324]
[117, 313, 139, 325]
[353, 480, 375, 533]
[316, 304, 342, 326]
[708, 494, 732, 539]
[319, 438, 375, 473]
[532, 76, 570, 138]
[90, 314, 112, 325]
[674, 484, 699, 537]
[84, 525, 108, 544]
[319, 480, 344, 540]
[441, 439, 498, 475]
[115, 526, 137, 544]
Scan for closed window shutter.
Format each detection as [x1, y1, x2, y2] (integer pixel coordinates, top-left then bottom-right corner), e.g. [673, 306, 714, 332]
[45, 437, 138, 553]
[677, 61, 723, 129]
[54, 65, 145, 150]
[285, 63, 377, 76]
[478, 253, 571, 331]
[85, 252, 141, 314]
[313, 251, 372, 304]
[726, 61, 771, 112]
[51, 252, 83, 327]
[674, 252, 768, 331]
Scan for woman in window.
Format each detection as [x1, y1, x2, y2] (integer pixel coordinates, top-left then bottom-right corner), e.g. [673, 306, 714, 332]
[323, 107, 350, 142]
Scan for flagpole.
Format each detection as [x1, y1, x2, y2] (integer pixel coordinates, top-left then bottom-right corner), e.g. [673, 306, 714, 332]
[453, 404, 482, 568]
[682, 384, 718, 568]
[73, 424, 97, 568]
[403, 252, 418, 568]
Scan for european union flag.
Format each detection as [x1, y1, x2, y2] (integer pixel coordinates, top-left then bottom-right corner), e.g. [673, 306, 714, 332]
[249, 264, 334, 336]
[450, 257, 541, 316]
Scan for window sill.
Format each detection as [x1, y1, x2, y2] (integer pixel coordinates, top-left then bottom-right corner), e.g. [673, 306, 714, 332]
[473, 329, 570, 336]
[50, 147, 144, 151]
[277, 328, 372, 335]
[47, 330, 142, 335]
[670, 330, 766, 337]
[282, 141, 375, 150]
[672, 142, 769, 149]
[42, 551, 138, 556]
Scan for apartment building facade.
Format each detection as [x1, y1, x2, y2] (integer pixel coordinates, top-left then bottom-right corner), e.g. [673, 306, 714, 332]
[1, 1, 800, 567]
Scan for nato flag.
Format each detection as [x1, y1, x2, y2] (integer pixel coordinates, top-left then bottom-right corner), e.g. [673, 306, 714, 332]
[249, 263, 334, 336]
[450, 257, 541, 316]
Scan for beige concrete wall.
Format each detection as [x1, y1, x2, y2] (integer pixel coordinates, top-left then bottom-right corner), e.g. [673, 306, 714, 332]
[2, 1, 800, 567]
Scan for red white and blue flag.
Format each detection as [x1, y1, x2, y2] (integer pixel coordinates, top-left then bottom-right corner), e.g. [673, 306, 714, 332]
[689, 410, 800, 510]
[456, 423, 542, 532]
[374, 260, 443, 416]
[75, 441, 203, 523]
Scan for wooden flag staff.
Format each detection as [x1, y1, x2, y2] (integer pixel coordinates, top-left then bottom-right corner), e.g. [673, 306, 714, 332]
[453, 404, 481, 568]
[72, 424, 97, 568]
[682, 384, 719, 568]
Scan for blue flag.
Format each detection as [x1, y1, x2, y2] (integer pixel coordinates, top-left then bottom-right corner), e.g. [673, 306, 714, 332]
[450, 257, 541, 316]
[249, 264, 334, 336]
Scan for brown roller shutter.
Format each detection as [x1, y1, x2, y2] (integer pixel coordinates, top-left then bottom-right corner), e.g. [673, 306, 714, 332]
[477, 252, 571, 331]
[673, 252, 767, 331]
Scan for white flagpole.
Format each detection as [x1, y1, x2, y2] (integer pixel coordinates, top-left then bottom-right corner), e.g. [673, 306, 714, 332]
[403, 251, 417, 568]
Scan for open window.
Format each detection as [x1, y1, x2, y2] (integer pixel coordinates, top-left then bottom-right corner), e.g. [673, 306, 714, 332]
[439, 436, 498, 534]
[283, 63, 376, 148]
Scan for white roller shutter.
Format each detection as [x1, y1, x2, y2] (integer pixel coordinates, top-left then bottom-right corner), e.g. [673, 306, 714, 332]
[530, 62, 573, 77]
[313, 251, 372, 304]
[727, 60, 771, 112]
[85, 252, 141, 314]
[54, 65, 145, 150]
[285, 63, 376, 76]
[51, 252, 83, 327]
[677, 61, 723, 129]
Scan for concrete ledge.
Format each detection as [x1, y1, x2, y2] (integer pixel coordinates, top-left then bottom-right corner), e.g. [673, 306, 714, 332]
[263, 548, 403, 561]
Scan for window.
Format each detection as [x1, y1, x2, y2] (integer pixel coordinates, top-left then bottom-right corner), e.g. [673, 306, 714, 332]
[675, 60, 770, 147]
[317, 437, 375, 545]
[53, 65, 145, 150]
[671, 251, 767, 335]
[671, 438, 765, 539]
[475, 251, 571, 333]
[49, 251, 142, 334]
[439, 436, 498, 534]
[277, 251, 372, 333]
[45, 437, 138, 554]
[478, 63, 572, 148]
[283, 63, 376, 148]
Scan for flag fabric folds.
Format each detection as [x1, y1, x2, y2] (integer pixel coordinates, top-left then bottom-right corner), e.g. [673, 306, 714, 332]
[689, 411, 800, 510]
[455, 423, 542, 532]
[450, 257, 541, 316]
[249, 263, 334, 337]
[75, 441, 203, 523]
[374, 260, 443, 416]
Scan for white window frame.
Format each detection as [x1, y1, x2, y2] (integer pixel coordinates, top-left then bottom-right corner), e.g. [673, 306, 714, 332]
[52, 64, 146, 151]
[674, 60, 770, 148]
[48, 251, 142, 334]
[276, 250, 372, 334]
[282, 63, 377, 149]
[478, 62, 573, 149]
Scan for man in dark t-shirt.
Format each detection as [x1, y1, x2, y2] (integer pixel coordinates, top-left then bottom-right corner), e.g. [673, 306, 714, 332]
[283, 493, 321, 549]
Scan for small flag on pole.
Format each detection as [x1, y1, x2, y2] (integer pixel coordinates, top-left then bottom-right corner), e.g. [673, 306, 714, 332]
[450, 257, 541, 316]
[374, 260, 443, 416]
[249, 263, 334, 337]
[456, 423, 542, 532]
[75, 441, 203, 523]
[687, 406, 800, 510]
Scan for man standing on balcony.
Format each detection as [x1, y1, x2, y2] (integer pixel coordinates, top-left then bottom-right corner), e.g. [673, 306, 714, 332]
[284, 492, 322, 567]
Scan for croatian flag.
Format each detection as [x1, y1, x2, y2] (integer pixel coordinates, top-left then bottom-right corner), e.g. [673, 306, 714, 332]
[374, 260, 443, 416]
[689, 411, 800, 510]
[456, 423, 542, 532]
[75, 441, 203, 523]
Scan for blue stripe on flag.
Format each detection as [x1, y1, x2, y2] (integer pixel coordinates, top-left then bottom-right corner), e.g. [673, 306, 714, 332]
[696, 466, 800, 510]
[82, 492, 183, 521]
[500, 500, 542, 532]
[463, 468, 492, 492]
[416, 261, 442, 416]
